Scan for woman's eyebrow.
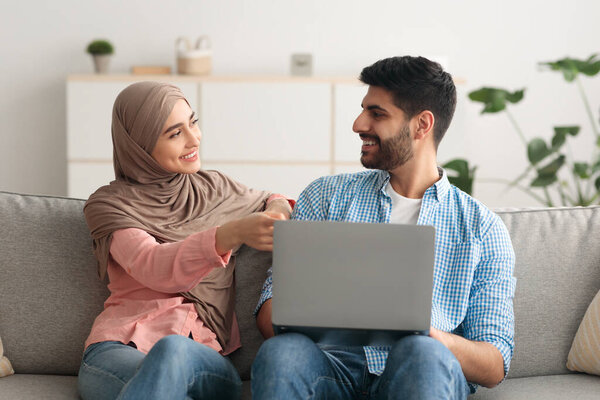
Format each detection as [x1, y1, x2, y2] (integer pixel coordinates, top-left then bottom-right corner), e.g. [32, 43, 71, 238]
[163, 112, 196, 134]
[163, 122, 183, 134]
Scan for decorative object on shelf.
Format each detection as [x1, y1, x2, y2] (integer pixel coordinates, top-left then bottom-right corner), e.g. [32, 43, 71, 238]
[131, 66, 172, 75]
[86, 39, 114, 74]
[290, 53, 313, 76]
[176, 36, 212, 75]
[469, 53, 600, 207]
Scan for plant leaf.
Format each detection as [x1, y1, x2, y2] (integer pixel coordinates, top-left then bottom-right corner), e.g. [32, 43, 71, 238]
[527, 138, 551, 164]
[574, 162, 590, 179]
[537, 155, 566, 176]
[554, 126, 580, 137]
[468, 87, 525, 114]
[442, 158, 476, 195]
[551, 132, 566, 150]
[592, 158, 600, 174]
[539, 54, 600, 81]
[531, 175, 557, 187]
[595, 176, 600, 192]
[505, 90, 525, 103]
[530, 155, 565, 187]
[551, 126, 580, 151]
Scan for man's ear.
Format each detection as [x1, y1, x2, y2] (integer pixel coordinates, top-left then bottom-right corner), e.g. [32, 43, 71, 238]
[414, 111, 435, 141]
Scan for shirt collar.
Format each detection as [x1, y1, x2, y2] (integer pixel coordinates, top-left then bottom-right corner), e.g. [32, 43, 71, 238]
[375, 167, 450, 203]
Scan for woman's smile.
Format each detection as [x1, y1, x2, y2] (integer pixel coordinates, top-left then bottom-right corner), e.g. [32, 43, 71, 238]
[180, 150, 198, 161]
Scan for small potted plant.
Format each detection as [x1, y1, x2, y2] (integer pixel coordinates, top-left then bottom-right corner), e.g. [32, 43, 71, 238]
[86, 39, 114, 74]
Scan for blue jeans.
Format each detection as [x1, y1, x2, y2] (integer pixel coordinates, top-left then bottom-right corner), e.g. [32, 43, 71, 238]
[78, 335, 242, 400]
[251, 333, 470, 400]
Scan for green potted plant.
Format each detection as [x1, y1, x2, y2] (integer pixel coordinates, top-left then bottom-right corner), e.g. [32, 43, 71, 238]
[86, 39, 114, 74]
[468, 53, 600, 206]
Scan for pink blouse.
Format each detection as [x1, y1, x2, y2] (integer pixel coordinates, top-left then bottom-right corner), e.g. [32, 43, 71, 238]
[84, 226, 238, 354]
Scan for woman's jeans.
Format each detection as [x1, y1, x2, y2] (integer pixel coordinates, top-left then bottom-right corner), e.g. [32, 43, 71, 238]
[251, 333, 471, 400]
[78, 335, 242, 400]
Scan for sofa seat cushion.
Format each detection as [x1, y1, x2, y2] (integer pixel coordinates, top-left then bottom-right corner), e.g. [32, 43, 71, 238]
[470, 374, 600, 399]
[0, 374, 79, 399]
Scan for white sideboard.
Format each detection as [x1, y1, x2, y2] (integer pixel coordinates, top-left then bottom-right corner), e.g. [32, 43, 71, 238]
[67, 75, 367, 200]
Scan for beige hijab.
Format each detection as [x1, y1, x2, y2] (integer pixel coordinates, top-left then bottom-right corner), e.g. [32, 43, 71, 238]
[84, 81, 271, 351]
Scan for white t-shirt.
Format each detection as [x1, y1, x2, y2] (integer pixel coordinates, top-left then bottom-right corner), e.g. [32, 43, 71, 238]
[385, 182, 422, 224]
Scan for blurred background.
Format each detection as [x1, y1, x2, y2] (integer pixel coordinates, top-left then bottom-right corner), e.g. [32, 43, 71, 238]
[1, 0, 599, 208]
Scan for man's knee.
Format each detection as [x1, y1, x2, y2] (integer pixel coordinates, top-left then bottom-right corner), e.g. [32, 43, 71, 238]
[254, 333, 315, 367]
[389, 334, 460, 371]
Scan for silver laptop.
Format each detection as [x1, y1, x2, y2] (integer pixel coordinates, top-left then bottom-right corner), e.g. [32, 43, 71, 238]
[271, 220, 435, 346]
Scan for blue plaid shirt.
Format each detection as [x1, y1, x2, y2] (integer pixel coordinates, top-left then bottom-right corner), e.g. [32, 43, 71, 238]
[256, 169, 516, 380]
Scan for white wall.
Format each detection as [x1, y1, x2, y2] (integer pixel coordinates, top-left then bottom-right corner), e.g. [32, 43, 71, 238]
[1, 0, 599, 207]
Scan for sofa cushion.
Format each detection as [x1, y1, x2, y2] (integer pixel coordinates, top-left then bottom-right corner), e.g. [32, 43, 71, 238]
[0, 337, 14, 377]
[496, 206, 600, 378]
[0, 192, 109, 375]
[470, 374, 600, 399]
[567, 288, 600, 375]
[0, 374, 79, 400]
[229, 246, 272, 380]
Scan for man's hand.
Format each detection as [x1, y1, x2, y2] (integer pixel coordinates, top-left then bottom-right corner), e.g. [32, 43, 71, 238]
[429, 327, 456, 349]
[215, 212, 286, 254]
[265, 198, 292, 220]
[429, 326, 505, 388]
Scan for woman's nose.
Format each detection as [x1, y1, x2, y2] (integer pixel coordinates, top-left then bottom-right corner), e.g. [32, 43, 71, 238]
[186, 129, 201, 146]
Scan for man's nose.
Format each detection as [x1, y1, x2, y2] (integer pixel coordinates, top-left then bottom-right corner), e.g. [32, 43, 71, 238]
[353, 111, 367, 133]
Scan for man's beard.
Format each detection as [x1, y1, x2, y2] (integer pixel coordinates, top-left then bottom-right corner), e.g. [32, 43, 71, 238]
[360, 124, 413, 171]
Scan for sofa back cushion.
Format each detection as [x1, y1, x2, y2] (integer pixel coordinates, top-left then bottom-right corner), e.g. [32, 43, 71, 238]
[497, 206, 600, 378]
[2, 190, 600, 381]
[0, 192, 109, 375]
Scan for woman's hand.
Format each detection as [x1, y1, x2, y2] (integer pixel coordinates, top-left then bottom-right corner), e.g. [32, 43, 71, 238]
[215, 212, 287, 254]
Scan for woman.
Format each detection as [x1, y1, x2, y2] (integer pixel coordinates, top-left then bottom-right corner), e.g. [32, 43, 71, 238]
[78, 81, 292, 400]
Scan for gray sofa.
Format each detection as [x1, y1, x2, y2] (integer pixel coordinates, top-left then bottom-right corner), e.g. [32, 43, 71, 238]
[1, 191, 599, 399]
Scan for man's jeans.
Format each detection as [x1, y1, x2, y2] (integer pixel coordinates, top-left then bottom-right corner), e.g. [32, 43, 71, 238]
[78, 335, 241, 400]
[251, 333, 470, 400]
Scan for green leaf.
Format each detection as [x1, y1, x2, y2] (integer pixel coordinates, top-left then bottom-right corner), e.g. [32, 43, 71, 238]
[468, 87, 525, 114]
[577, 54, 600, 76]
[554, 126, 580, 137]
[539, 54, 600, 81]
[551, 132, 566, 150]
[538, 155, 566, 176]
[551, 126, 579, 151]
[531, 175, 557, 187]
[574, 162, 590, 179]
[595, 176, 600, 192]
[592, 158, 600, 174]
[530, 155, 565, 187]
[528, 138, 551, 164]
[505, 90, 525, 103]
[442, 158, 477, 195]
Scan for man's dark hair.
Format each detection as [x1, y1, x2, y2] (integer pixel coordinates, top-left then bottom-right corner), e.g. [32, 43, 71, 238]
[359, 56, 457, 148]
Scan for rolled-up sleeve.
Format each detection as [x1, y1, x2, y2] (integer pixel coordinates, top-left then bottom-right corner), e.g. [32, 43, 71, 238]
[110, 227, 231, 293]
[462, 217, 516, 377]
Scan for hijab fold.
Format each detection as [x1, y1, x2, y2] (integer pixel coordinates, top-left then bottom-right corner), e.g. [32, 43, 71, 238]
[84, 82, 271, 351]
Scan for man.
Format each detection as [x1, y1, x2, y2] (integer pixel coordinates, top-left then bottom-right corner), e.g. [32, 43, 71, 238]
[252, 56, 516, 399]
